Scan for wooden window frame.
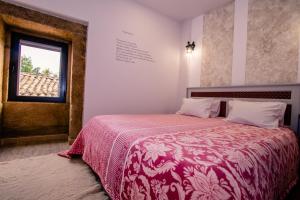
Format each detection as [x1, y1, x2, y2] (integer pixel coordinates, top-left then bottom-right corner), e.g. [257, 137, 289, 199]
[8, 32, 68, 103]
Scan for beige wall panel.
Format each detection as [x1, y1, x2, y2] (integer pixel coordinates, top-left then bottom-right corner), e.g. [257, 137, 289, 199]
[200, 2, 234, 87]
[246, 0, 300, 84]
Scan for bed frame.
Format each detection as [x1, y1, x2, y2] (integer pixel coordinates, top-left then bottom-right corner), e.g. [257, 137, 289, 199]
[187, 84, 300, 135]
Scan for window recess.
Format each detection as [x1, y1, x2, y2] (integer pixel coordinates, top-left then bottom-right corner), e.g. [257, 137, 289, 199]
[8, 32, 68, 103]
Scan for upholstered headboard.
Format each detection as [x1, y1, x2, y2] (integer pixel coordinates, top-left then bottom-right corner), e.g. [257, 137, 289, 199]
[187, 84, 300, 134]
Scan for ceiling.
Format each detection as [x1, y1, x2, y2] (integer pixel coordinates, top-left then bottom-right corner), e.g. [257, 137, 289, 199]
[133, 0, 233, 21]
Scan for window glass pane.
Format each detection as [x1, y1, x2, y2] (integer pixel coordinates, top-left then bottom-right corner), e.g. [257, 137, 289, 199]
[18, 42, 62, 97]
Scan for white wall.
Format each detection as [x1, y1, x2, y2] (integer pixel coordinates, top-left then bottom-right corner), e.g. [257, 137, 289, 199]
[177, 16, 204, 106]
[176, 16, 202, 112]
[179, 15, 204, 90]
[231, 0, 248, 85]
[9, 0, 181, 123]
[176, 20, 190, 107]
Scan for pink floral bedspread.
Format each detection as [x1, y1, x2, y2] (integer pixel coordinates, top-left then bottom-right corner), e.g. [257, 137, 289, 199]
[61, 115, 299, 200]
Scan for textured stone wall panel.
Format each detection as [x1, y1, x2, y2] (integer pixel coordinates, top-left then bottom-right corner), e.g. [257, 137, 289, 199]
[200, 2, 234, 87]
[246, 0, 300, 84]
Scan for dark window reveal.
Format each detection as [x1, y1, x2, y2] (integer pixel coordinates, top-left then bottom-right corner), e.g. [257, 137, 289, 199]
[8, 32, 68, 103]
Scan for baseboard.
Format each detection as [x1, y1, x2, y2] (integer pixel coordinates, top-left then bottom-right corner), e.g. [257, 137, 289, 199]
[0, 134, 68, 147]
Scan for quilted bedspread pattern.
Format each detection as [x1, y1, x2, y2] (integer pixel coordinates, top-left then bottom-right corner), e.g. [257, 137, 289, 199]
[63, 115, 299, 200]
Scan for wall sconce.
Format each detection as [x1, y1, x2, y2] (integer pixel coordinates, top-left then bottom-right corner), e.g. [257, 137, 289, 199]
[186, 41, 195, 54]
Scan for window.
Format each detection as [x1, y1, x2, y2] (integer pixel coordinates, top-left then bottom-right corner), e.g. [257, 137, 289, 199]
[8, 32, 68, 103]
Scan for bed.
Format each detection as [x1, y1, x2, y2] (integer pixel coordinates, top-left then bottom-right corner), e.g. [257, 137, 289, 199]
[61, 85, 300, 200]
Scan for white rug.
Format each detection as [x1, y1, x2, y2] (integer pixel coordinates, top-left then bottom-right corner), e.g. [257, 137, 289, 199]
[0, 154, 110, 200]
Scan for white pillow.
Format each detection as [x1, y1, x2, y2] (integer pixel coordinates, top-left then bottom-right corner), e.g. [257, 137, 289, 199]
[226, 100, 287, 128]
[210, 99, 221, 117]
[177, 98, 220, 118]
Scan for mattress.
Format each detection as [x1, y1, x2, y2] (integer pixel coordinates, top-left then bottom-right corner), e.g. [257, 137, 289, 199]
[61, 114, 299, 200]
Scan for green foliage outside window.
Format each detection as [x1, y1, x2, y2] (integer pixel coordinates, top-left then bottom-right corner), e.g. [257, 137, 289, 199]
[20, 55, 54, 76]
[20, 55, 33, 73]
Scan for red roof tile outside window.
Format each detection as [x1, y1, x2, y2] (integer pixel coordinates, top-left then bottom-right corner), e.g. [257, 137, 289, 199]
[18, 73, 59, 97]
